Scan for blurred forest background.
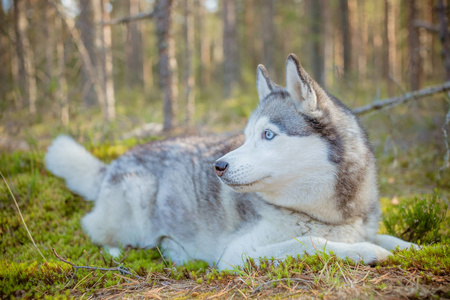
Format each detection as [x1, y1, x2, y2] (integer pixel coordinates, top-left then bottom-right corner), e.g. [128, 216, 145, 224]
[0, 0, 450, 181]
[1, 2, 450, 298]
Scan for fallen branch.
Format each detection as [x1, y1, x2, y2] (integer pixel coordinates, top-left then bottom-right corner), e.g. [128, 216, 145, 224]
[102, 11, 154, 26]
[353, 81, 450, 115]
[52, 248, 144, 280]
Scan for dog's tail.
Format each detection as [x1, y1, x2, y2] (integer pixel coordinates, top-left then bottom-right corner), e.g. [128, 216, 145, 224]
[45, 135, 107, 201]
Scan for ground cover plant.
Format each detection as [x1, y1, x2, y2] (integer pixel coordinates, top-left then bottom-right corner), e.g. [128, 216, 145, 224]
[1, 131, 449, 299]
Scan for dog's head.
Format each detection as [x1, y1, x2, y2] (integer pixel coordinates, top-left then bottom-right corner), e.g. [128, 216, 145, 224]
[214, 54, 375, 219]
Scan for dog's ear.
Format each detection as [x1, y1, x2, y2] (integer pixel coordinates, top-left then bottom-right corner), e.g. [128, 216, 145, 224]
[256, 64, 273, 101]
[285, 54, 318, 112]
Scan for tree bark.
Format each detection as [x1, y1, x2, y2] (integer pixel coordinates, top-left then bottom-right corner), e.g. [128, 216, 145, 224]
[383, 0, 398, 95]
[322, 0, 333, 88]
[262, 0, 274, 75]
[309, 0, 323, 85]
[437, 0, 450, 81]
[0, 2, 10, 96]
[339, 0, 352, 75]
[155, 0, 178, 131]
[184, 0, 195, 127]
[55, 16, 69, 126]
[78, 0, 100, 107]
[126, 0, 143, 88]
[222, 0, 239, 98]
[44, 1, 55, 99]
[14, 0, 38, 115]
[195, 0, 211, 85]
[408, 0, 422, 90]
[357, 0, 367, 80]
[244, 0, 257, 67]
[101, 0, 116, 122]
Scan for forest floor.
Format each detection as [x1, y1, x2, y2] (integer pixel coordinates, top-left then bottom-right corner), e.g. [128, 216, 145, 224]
[0, 136, 449, 299]
[1, 89, 450, 299]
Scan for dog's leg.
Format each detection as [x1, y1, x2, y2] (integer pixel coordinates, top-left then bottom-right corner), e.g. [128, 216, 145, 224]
[218, 236, 392, 270]
[374, 234, 419, 251]
[105, 246, 121, 257]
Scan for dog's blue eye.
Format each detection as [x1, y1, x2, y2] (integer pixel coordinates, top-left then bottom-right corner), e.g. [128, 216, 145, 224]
[262, 130, 275, 140]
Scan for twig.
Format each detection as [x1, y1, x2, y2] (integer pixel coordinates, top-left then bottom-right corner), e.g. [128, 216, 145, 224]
[52, 248, 144, 280]
[353, 81, 450, 115]
[102, 11, 155, 26]
[0, 171, 47, 262]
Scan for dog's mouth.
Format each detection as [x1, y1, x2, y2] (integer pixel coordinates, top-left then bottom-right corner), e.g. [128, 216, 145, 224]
[221, 176, 270, 188]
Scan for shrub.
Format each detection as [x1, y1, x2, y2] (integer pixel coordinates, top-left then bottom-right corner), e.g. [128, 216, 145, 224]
[383, 191, 448, 244]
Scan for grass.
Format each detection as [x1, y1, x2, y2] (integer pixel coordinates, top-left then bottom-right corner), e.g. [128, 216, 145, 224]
[1, 85, 450, 298]
[0, 140, 449, 299]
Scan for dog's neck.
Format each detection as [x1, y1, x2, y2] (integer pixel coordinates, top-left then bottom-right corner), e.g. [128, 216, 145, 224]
[259, 178, 346, 224]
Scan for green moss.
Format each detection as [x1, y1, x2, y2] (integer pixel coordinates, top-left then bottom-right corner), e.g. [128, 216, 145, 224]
[1, 143, 449, 298]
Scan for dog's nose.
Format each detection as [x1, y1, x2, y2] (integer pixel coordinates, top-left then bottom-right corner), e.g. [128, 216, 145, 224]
[213, 160, 228, 177]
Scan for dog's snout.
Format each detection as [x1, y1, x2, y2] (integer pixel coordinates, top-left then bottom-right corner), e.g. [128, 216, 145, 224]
[213, 160, 229, 177]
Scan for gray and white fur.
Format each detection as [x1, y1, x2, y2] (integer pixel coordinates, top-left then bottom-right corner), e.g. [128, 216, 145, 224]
[46, 54, 415, 269]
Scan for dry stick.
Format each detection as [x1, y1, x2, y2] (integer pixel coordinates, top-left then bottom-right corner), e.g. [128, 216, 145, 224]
[353, 81, 450, 115]
[0, 171, 47, 262]
[52, 248, 144, 280]
[48, 1, 106, 111]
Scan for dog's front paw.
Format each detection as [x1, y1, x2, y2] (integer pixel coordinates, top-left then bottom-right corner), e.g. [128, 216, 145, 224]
[344, 242, 392, 265]
[105, 246, 121, 257]
[396, 240, 421, 251]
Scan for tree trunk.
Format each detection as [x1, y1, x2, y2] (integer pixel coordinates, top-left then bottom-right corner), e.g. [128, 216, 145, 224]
[408, 0, 422, 90]
[383, 0, 398, 95]
[196, 0, 211, 86]
[14, 0, 37, 115]
[44, 1, 55, 99]
[357, 0, 367, 80]
[322, 0, 333, 88]
[142, 21, 153, 95]
[126, 0, 143, 88]
[339, 0, 352, 75]
[101, 0, 116, 122]
[78, 0, 100, 107]
[0, 2, 10, 96]
[155, 0, 178, 131]
[55, 16, 69, 126]
[437, 0, 450, 81]
[309, 0, 323, 85]
[348, 0, 358, 74]
[222, 0, 239, 98]
[184, 0, 195, 127]
[244, 0, 257, 67]
[262, 0, 274, 75]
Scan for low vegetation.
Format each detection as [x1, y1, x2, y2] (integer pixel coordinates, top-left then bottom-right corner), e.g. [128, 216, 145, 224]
[0, 134, 449, 299]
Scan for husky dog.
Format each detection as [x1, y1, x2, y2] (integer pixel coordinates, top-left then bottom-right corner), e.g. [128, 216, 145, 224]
[46, 54, 415, 269]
